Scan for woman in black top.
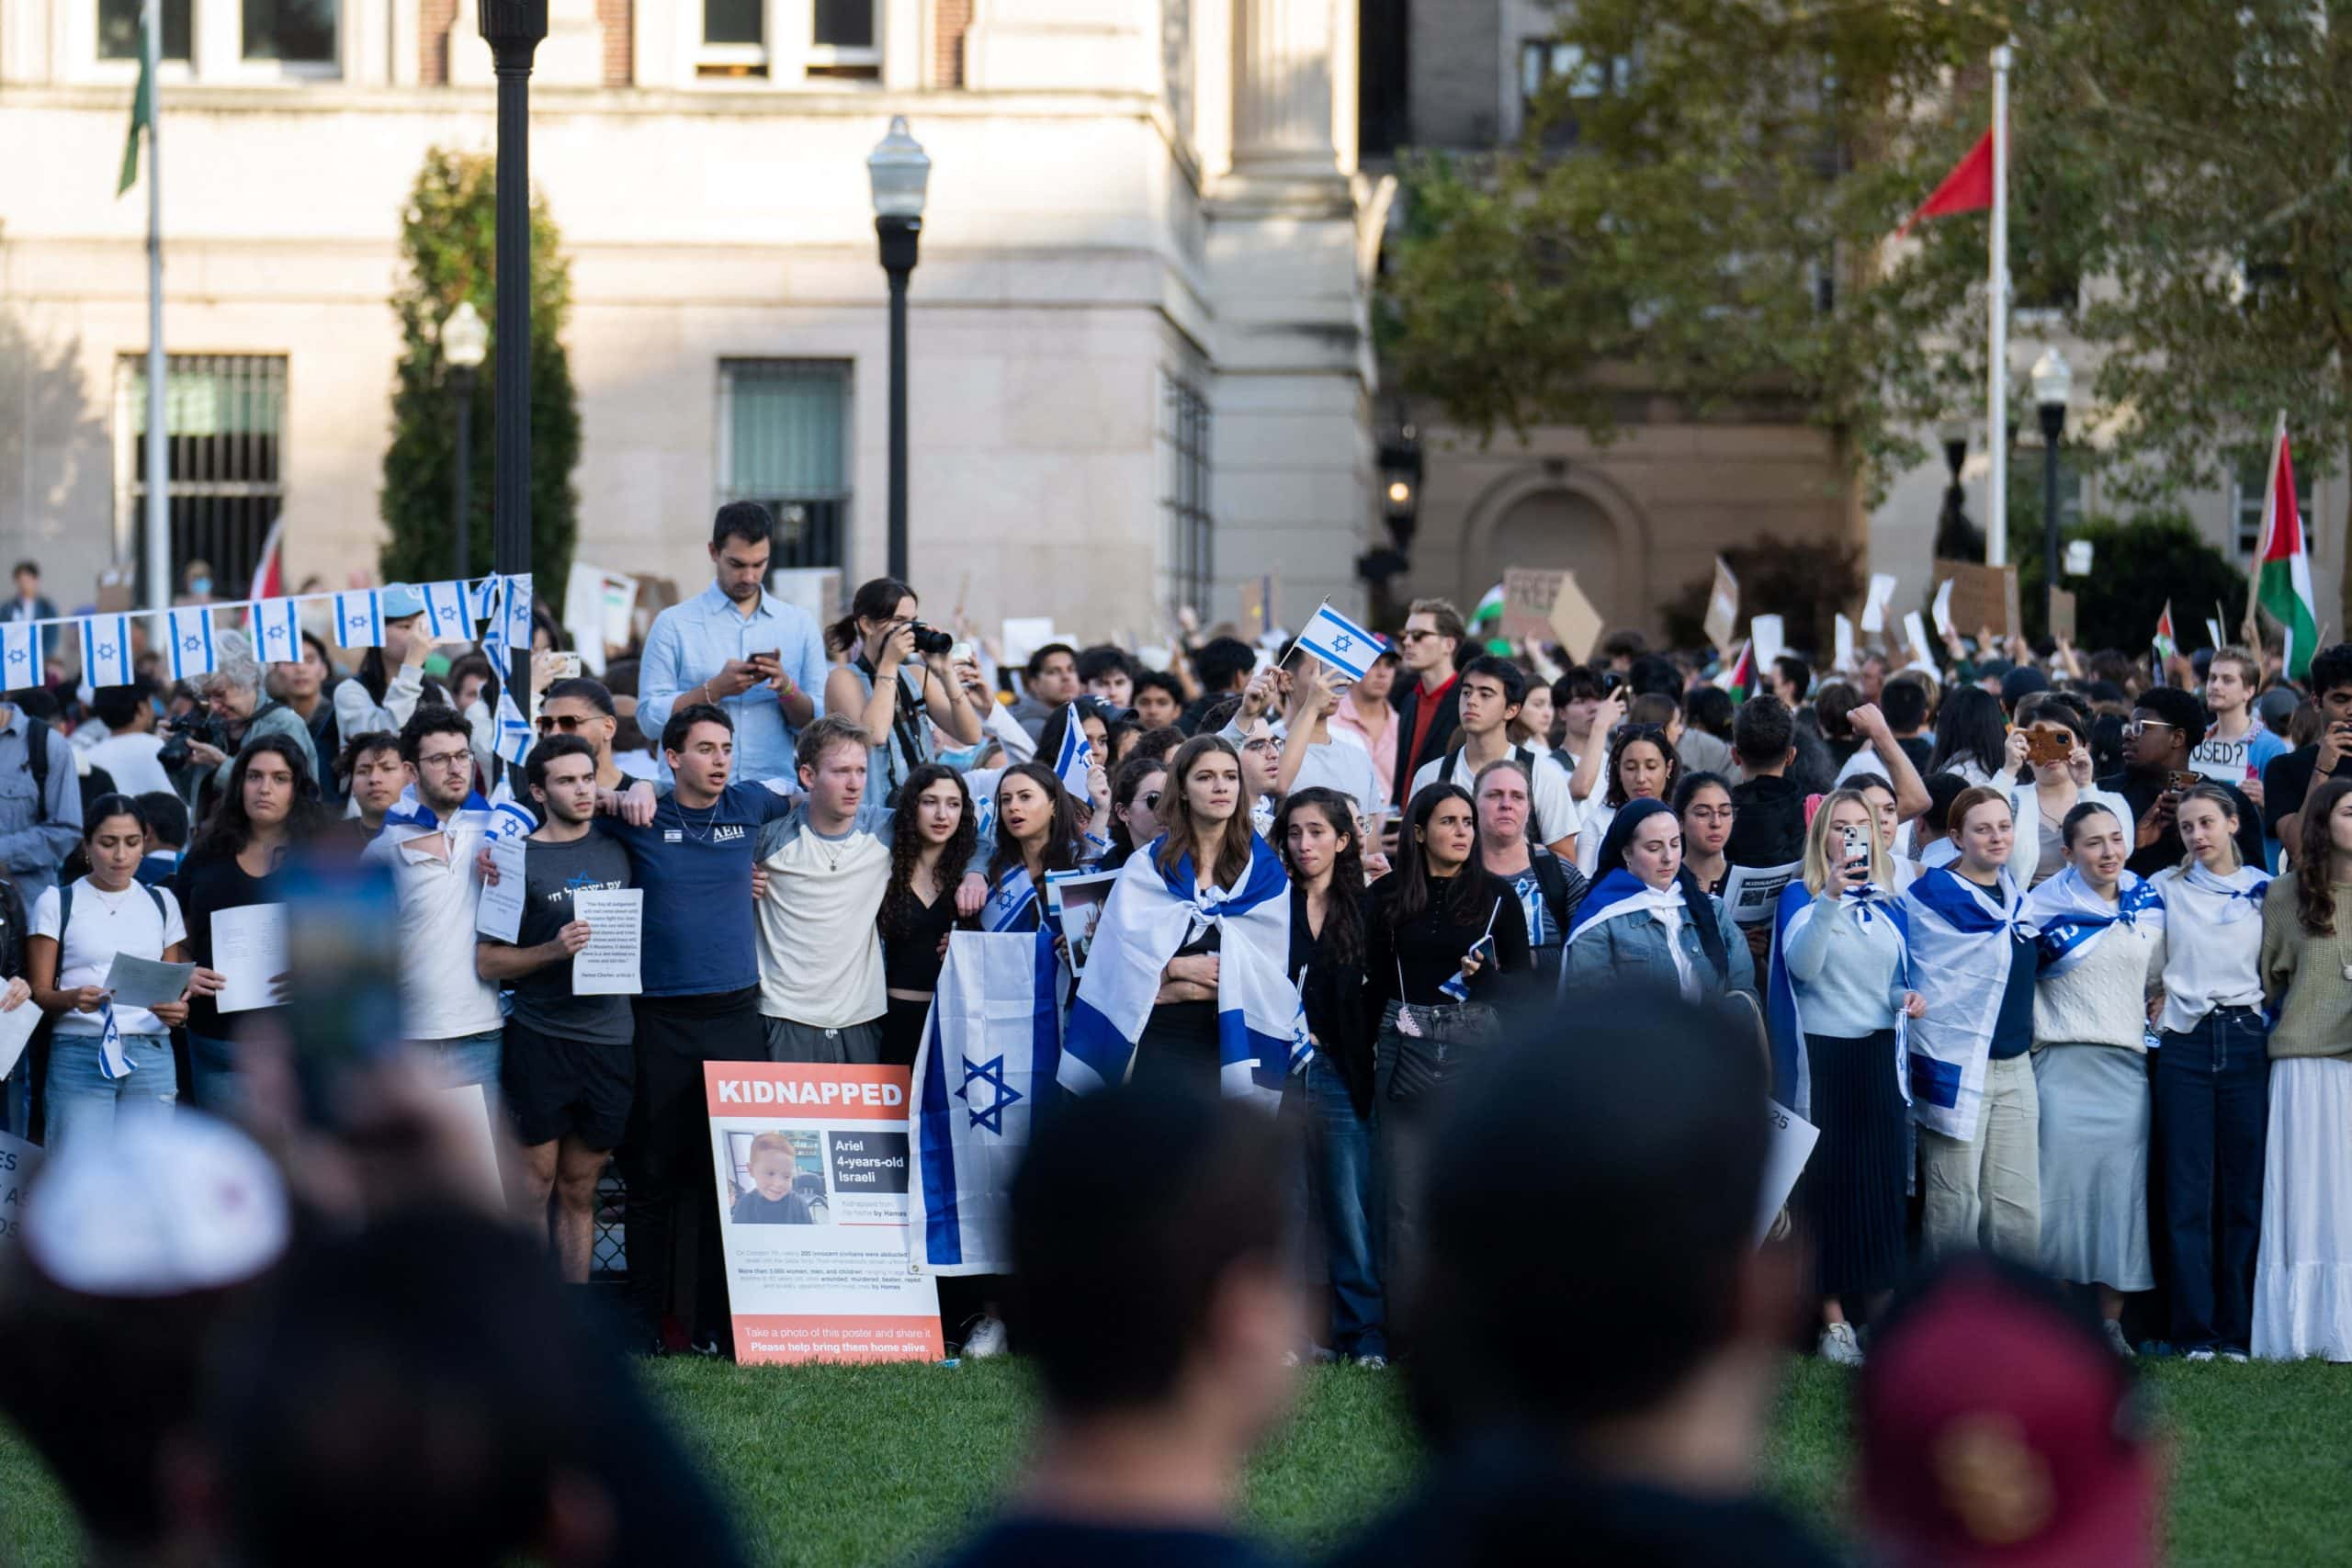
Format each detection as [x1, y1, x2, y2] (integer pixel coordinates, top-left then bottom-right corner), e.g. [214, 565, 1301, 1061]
[1125, 735, 1256, 1088]
[1275, 786, 1385, 1363]
[876, 764, 978, 1069]
[172, 733, 325, 1111]
[1369, 782, 1529, 1334]
[1102, 756, 1167, 872]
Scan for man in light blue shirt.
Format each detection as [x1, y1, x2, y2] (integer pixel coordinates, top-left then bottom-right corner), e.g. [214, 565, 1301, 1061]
[637, 502, 824, 784]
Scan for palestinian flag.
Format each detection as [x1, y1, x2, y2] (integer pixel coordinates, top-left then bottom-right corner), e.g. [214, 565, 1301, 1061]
[2255, 417, 2320, 681]
[2152, 601, 2177, 663]
[1469, 582, 1512, 656]
[1713, 640, 1755, 704]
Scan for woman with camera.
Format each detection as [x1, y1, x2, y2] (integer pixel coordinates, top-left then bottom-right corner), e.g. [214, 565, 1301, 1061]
[1766, 789, 1923, 1366]
[2007, 692, 2134, 889]
[824, 578, 983, 806]
[175, 630, 320, 815]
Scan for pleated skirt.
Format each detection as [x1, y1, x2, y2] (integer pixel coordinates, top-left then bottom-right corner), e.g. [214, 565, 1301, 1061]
[2034, 1043, 2154, 1292]
[1799, 1029, 1908, 1297]
[2253, 1056, 2352, 1362]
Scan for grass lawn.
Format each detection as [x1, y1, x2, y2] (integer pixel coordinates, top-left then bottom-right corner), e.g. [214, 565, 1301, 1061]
[5, 1357, 2346, 1564]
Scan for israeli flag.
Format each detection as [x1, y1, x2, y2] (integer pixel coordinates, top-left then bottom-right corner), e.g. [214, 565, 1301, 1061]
[80, 616, 133, 689]
[249, 598, 302, 664]
[980, 863, 1039, 933]
[2021, 865, 2164, 979]
[165, 608, 217, 682]
[1061, 830, 1304, 1104]
[466, 576, 501, 625]
[492, 690, 535, 766]
[423, 581, 474, 641]
[1901, 864, 2025, 1143]
[1765, 880, 1912, 1121]
[1051, 703, 1095, 801]
[0, 623, 40, 689]
[908, 931, 1064, 1274]
[332, 590, 385, 650]
[1295, 601, 1384, 682]
[500, 572, 534, 657]
[96, 998, 130, 1082]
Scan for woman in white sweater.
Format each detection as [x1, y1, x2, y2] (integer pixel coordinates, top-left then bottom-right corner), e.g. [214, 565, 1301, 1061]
[1767, 789, 1924, 1367]
[2023, 801, 2165, 1357]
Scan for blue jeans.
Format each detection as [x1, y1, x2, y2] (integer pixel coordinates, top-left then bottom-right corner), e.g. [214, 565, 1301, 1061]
[2154, 1008, 2270, 1352]
[188, 1032, 240, 1117]
[426, 1028, 504, 1089]
[1298, 1055, 1385, 1358]
[46, 1032, 175, 1151]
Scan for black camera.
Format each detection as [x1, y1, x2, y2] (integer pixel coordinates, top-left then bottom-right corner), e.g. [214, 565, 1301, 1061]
[157, 711, 229, 771]
[906, 621, 956, 657]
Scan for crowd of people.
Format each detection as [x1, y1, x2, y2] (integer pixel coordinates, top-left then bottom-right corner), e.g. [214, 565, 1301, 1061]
[0, 508, 2348, 1389]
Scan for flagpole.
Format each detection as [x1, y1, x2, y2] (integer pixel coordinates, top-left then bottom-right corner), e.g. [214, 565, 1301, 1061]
[1984, 43, 2011, 570]
[141, 0, 169, 615]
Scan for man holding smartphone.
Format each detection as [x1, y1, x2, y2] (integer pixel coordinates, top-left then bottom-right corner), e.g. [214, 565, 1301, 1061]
[637, 502, 824, 787]
[2260, 643, 2352, 852]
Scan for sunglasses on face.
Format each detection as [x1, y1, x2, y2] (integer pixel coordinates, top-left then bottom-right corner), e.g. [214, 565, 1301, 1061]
[536, 714, 595, 734]
[2121, 719, 2177, 739]
[1396, 629, 1441, 644]
[1140, 790, 1162, 810]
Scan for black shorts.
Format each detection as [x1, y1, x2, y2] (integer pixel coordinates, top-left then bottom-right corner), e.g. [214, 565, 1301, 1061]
[502, 1016, 634, 1150]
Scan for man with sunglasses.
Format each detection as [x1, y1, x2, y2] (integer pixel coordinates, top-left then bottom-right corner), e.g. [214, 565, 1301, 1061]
[1388, 599, 1465, 808]
[2099, 685, 2263, 877]
[537, 677, 628, 792]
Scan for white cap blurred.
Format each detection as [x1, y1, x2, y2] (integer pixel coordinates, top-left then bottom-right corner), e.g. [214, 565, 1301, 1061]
[24, 1112, 289, 1299]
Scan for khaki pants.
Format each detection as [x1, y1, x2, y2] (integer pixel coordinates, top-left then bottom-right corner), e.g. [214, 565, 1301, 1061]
[1920, 1052, 2041, 1262]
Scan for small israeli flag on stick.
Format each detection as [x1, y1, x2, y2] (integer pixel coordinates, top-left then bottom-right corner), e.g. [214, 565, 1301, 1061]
[501, 572, 534, 654]
[492, 690, 535, 766]
[0, 624, 40, 690]
[333, 590, 385, 649]
[1051, 703, 1095, 801]
[1294, 600, 1384, 682]
[96, 998, 131, 1082]
[81, 615, 134, 688]
[165, 607, 216, 682]
[423, 581, 473, 641]
[466, 576, 501, 626]
[249, 598, 302, 664]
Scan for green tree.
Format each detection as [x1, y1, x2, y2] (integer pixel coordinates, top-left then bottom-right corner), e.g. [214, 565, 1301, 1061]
[2013, 513, 2248, 655]
[1381, 1, 2352, 610]
[1661, 534, 1863, 658]
[379, 147, 580, 604]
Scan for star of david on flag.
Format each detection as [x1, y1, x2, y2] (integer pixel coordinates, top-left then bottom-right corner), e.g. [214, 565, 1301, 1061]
[249, 597, 302, 664]
[956, 1054, 1024, 1134]
[492, 690, 535, 766]
[423, 581, 474, 641]
[165, 607, 217, 681]
[1295, 600, 1383, 682]
[0, 624, 39, 688]
[81, 615, 133, 688]
[332, 590, 385, 650]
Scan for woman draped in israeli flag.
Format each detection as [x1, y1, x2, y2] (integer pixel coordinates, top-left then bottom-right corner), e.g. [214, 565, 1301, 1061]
[2020, 801, 2166, 1357]
[1764, 788, 1922, 1369]
[1902, 784, 2036, 1263]
[1061, 735, 1305, 1103]
[978, 761, 1102, 937]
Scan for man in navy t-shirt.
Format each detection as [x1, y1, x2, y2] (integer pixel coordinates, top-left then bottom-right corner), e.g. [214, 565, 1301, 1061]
[599, 701, 797, 1358]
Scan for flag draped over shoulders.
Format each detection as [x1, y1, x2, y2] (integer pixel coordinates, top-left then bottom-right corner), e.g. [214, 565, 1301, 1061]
[1901, 864, 2024, 1142]
[1060, 832, 1304, 1104]
[1764, 880, 1911, 1122]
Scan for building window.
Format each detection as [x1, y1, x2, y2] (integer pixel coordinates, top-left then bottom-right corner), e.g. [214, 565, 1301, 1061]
[242, 0, 338, 62]
[1159, 374, 1212, 616]
[117, 355, 288, 604]
[703, 0, 762, 48]
[2233, 454, 2267, 558]
[808, 0, 878, 75]
[99, 0, 192, 60]
[718, 360, 851, 570]
[1520, 39, 1623, 145]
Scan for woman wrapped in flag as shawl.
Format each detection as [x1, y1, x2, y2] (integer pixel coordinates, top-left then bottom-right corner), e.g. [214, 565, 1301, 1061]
[977, 761, 1102, 940]
[1560, 797, 1752, 1007]
[2019, 802, 2165, 1354]
[1062, 736, 1306, 1103]
[1764, 789, 1922, 1367]
[1901, 784, 2038, 1264]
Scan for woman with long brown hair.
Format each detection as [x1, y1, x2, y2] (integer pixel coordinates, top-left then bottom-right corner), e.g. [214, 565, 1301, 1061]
[978, 761, 1091, 934]
[876, 763, 978, 1068]
[2253, 774, 2352, 1359]
[1064, 736, 1303, 1097]
[822, 577, 983, 806]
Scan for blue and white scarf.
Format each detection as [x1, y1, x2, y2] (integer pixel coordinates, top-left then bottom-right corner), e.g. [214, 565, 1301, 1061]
[2150, 861, 2268, 925]
[371, 783, 537, 854]
[1765, 880, 1911, 1121]
[1062, 831, 1306, 1105]
[2021, 865, 2165, 978]
[1901, 863, 2026, 1142]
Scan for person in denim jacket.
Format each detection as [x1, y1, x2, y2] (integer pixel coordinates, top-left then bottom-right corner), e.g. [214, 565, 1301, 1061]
[1561, 797, 1755, 1006]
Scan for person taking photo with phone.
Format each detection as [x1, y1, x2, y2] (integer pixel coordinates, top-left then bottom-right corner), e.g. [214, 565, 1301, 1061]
[2098, 686, 2262, 879]
[2258, 643, 2352, 856]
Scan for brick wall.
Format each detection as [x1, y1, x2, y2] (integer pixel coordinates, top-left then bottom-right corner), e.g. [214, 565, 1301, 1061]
[933, 0, 970, 87]
[598, 0, 632, 84]
[421, 0, 457, 84]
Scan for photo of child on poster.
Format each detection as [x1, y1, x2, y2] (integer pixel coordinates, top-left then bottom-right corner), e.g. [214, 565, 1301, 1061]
[727, 1130, 828, 1225]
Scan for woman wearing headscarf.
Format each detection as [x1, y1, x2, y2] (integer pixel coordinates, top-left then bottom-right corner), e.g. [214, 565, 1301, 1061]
[1561, 796, 1753, 1007]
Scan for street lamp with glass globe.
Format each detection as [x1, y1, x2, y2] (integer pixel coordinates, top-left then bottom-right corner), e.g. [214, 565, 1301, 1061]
[868, 116, 930, 582]
[443, 299, 489, 581]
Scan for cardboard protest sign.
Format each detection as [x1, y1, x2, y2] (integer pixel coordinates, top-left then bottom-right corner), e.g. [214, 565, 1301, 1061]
[706, 1063, 943, 1365]
[1547, 571, 1606, 662]
[1501, 568, 1568, 642]
[2051, 588, 2077, 645]
[1931, 559, 2019, 639]
[1238, 576, 1275, 640]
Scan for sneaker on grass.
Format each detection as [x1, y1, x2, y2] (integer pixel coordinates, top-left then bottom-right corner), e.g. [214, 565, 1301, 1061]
[2183, 1348, 2216, 1363]
[963, 1314, 1010, 1359]
[1818, 1322, 1865, 1368]
[2102, 1320, 2134, 1359]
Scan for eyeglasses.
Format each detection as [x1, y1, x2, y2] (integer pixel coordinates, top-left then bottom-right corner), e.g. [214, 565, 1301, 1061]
[1241, 739, 1280, 755]
[416, 749, 472, 771]
[537, 714, 592, 734]
[2121, 719, 2178, 739]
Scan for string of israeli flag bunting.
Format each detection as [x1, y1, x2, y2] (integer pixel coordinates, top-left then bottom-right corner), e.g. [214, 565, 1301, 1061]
[0, 573, 542, 766]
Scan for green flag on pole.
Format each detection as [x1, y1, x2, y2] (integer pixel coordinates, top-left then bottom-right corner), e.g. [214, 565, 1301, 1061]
[118, 13, 153, 197]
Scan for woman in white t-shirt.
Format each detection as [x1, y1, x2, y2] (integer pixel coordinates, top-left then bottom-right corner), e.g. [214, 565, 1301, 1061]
[27, 794, 220, 1148]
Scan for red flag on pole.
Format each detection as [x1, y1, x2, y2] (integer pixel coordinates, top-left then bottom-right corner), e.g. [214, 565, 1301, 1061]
[1897, 131, 1995, 237]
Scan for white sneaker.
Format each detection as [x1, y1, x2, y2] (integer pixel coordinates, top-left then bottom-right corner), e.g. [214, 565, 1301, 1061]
[1818, 1322, 1865, 1368]
[2222, 1348, 2251, 1364]
[963, 1315, 1009, 1359]
[2103, 1320, 2134, 1359]
[1355, 1353, 1389, 1371]
[2183, 1348, 2216, 1363]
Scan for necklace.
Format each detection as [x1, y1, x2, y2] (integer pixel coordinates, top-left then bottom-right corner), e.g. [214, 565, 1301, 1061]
[679, 796, 722, 845]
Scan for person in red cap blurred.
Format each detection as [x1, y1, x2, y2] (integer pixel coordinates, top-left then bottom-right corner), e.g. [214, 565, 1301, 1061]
[1859, 1252, 2163, 1567]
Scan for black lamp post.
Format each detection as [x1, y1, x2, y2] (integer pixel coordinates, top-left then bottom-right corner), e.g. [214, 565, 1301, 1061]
[480, 0, 545, 707]
[868, 117, 930, 583]
[2030, 348, 2073, 637]
[443, 299, 488, 582]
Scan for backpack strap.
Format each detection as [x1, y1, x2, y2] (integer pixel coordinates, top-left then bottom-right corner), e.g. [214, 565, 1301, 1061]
[55, 879, 166, 942]
[23, 716, 48, 826]
[1528, 846, 1572, 934]
[1512, 745, 1546, 845]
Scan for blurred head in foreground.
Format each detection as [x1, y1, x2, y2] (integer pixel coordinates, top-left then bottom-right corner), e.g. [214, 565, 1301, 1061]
[1008, 1085, 1301, 1455]
[1860, 1252, 2159, 1568]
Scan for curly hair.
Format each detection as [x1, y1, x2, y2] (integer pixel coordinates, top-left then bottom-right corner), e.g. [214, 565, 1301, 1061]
[879, 763, 977, 941]
[1604, 724, 1681, 810]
